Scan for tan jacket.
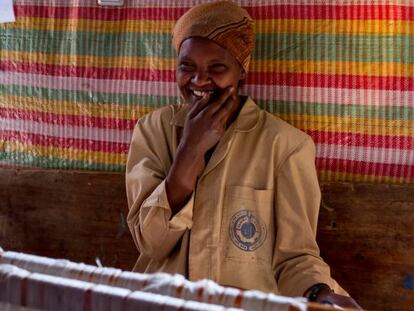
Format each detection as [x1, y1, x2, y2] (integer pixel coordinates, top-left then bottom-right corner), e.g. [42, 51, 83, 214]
[126, 97, 346, 297]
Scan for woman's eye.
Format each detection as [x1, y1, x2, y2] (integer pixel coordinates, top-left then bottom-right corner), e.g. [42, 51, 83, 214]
[210, 64, 228, 73]
[178, 63, 195, 72]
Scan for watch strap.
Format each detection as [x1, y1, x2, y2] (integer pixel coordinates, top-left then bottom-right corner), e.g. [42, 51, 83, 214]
[304, 283, 332, 302]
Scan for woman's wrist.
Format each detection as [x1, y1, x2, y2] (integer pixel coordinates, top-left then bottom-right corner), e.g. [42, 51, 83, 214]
[304, 284, 363, 309]
[176, 140, 206, 166]
[303, 283, 332, 302]
[165, 142, 205, 216]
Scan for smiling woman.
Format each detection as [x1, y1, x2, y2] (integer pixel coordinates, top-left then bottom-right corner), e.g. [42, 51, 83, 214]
[176, 37, 245, 107]
[125, 1, 362, 309]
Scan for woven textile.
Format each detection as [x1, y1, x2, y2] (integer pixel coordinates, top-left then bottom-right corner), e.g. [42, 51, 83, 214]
[0, 1, 413, 183]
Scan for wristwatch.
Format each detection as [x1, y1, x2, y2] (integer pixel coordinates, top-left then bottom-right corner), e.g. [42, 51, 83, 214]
[304, 283, 332, 302]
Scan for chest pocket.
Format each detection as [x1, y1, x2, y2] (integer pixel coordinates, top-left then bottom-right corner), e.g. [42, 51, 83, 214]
[220, 185, 274, 265]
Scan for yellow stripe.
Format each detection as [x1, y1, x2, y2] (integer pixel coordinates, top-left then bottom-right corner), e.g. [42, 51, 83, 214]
[2, 50, 413, 77]
[6, 17, 414, 35]
[256, 19, 414, 35]
[1, 51, 176, 69]
[1, 140, 127, 164]
[318, 170, 412, 184]
[0, 95, 153, 120]
[7, 18, 175, 33]
[276, 113, 412, 136]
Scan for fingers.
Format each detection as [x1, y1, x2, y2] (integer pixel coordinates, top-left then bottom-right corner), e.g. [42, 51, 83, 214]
[188, 92, 211, 118]
[323, 293, 363, 310]
[213, 93, 237, 123]
[206, 87, 234, 116]
[200, 87, 238, 131]
[187, 86, 237, 128]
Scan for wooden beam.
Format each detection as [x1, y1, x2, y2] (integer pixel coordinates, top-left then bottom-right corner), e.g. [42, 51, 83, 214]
[0, 168, 137, 270]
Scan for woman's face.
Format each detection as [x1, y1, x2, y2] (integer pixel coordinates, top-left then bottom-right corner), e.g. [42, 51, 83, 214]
[176, 37, 246, 106]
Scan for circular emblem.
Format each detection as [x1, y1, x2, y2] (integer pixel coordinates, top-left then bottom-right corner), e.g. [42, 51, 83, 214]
[229, 210, 267, 251]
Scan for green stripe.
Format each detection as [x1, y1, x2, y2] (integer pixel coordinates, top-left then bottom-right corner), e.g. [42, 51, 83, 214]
[257, 99, 413, 121]
[0, 151, 125, 172]
[0, 84, 178, 107]
[1, 29, 413, 63]
[256, 34, 414, 63]
[1, 84, 412, 121]
[1, 29, 175, 57]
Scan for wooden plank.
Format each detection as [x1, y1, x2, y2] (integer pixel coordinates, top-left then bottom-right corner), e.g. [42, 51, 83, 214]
[0, 168, 413, 310]
[0, 168, 137, 270]
[318, 183, 414, 311]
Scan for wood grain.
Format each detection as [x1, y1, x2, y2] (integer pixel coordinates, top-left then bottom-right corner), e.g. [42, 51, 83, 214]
[318, 183, 414, 311]
[0, 168, 137, 270]
[1, 168, 413, 310]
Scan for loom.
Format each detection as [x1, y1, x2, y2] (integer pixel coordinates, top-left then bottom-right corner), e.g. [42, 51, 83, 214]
[0, 248, 338, 311]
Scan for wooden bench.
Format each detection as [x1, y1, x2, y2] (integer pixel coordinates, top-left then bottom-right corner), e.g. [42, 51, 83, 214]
[1, 168, 413, 310]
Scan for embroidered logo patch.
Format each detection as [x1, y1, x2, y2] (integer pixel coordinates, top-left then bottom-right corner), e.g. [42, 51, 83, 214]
[229, 210, 267, 251]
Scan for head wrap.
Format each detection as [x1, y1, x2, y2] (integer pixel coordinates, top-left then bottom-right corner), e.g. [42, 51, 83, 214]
[172, 1, 254, 73]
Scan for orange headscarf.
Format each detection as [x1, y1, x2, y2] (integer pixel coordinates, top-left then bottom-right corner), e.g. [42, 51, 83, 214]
[172, 1, 255, 73]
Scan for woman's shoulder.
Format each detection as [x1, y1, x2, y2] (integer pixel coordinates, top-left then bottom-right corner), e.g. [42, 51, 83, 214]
[137, 104, 186, 128]
[138, 105, 174, 122]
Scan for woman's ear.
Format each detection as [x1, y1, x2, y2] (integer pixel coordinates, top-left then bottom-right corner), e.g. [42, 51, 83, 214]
[237, 70, 247, 88]
[239, 70, 247, 80]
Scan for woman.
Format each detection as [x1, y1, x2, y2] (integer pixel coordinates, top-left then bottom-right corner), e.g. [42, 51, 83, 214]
[126, 1, 361, 309]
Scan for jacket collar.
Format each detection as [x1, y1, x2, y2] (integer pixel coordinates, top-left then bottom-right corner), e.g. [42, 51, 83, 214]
[171, 96, 259, 132]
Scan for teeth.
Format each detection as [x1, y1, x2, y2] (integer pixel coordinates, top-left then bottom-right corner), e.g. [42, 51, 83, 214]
[193, 90, 212, 97]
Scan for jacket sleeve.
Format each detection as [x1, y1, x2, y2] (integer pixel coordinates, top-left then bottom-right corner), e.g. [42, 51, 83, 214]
[126, 114, 194, 261]
[272, 136, 347, 297]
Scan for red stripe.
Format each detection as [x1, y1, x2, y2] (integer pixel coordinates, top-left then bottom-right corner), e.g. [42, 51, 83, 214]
[317, 158, 414, 179]
[248, 73, 414, 91]
[306, 130, 414, 150]
[247, 4, 414, 20]
[14, 4, 414, 20]
[0, 108, 136, 130]
[14, 5, 188, 20]
[0, 130, 130, 154]
[2, 61, 413, 91]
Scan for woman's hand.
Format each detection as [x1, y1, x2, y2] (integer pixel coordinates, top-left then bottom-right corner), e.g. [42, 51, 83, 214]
[305, 284, 363, 310]
[181, 86, 237, 159]
[317, 292, 363, 310]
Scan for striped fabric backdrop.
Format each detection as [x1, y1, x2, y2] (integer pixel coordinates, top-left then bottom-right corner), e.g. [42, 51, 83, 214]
[0, 0, 413, 183]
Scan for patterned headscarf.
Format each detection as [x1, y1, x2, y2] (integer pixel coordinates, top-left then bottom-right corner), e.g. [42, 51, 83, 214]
[172, 1, 255, 73]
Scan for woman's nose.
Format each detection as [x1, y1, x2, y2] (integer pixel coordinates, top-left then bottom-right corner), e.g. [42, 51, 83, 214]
[191, 70, 211, 86]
